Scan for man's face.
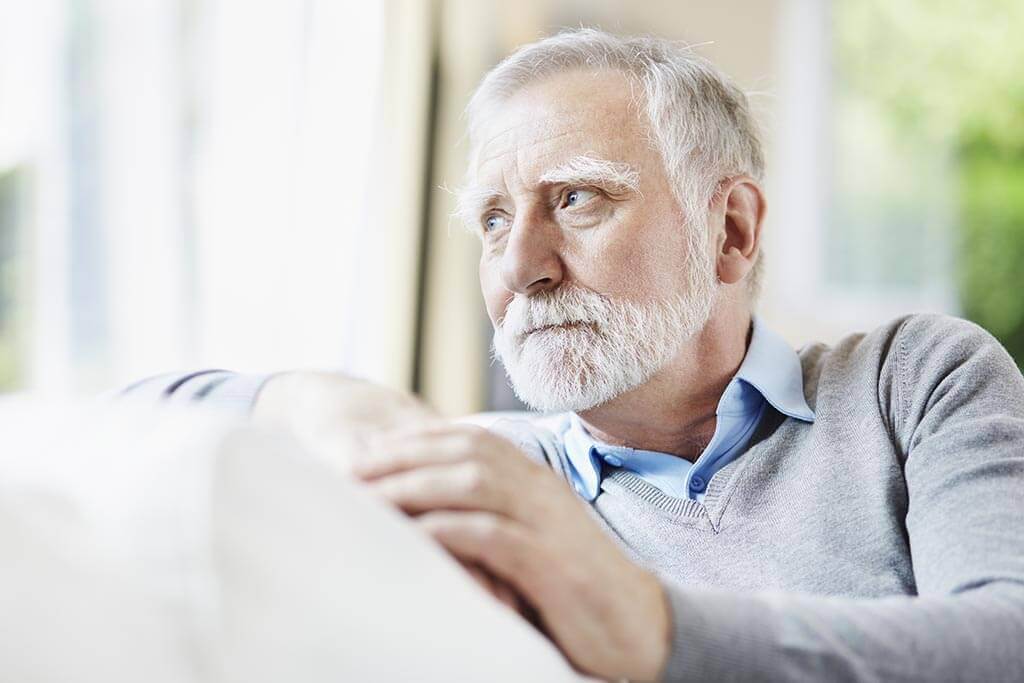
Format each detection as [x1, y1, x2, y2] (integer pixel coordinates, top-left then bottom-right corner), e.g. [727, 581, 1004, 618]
[466, 69, 718, 411]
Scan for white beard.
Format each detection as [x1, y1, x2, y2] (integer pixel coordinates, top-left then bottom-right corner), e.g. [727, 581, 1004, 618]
[492, 256, 717, 412]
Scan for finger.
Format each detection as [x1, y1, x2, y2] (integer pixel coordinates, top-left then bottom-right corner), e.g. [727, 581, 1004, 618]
[371, 419, 474, 446]
[416, 511, 553, 605]
[462, 562, 524, 613]
[353, 433, 467, 479]
[420, 512, 597, 669]
[463, 562, 499, 595]
[365, 461, 519, 518]
[490, 578, 526, 613]
[353, 429, 496, 480]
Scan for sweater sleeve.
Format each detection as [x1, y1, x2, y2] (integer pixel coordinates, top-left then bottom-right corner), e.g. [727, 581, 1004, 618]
[115, 370, 274, 416]
[659, 314, 1024, 682]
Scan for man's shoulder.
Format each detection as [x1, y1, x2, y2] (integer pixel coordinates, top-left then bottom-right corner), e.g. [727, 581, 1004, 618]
[799, 313, 1020, 419]
[805, 313, 1008, 375]
[884, 312, 1007, 363]
[458, 410, 571, 447]
[458, 411, 572, 471]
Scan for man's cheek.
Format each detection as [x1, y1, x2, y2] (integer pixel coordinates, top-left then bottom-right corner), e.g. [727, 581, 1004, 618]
[482, 286, 512, 329]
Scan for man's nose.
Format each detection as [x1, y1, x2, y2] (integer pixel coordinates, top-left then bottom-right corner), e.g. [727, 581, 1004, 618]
[500, 214, 564, 296]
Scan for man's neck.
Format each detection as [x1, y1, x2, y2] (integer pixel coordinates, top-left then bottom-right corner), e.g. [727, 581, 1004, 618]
[576, 304, 752, 460]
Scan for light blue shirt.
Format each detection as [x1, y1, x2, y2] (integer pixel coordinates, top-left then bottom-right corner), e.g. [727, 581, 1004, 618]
[562, 316, 815, 502]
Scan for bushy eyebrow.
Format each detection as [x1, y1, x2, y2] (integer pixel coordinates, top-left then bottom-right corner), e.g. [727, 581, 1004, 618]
[538, 155, 641, 194]
[453, 186, 507, 234]
[453, 155, 641, 234]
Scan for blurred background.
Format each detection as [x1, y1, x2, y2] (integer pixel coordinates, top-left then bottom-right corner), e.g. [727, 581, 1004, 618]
[1, 0, 1022, 415]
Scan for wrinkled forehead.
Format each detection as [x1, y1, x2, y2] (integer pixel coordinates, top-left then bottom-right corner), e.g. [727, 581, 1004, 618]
[468, 87, 650, 190]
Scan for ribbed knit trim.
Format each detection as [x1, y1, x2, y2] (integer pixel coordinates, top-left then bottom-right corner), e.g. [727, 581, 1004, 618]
[699, 458, 744, 512]
[602, 455, 748, 525]
[604, 469, 706, 518]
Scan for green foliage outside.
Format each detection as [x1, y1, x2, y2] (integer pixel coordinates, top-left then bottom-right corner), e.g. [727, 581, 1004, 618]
[0, 168, 24, 391]
[836, 0, 1024, 365]
[959, 142, 1024, 362]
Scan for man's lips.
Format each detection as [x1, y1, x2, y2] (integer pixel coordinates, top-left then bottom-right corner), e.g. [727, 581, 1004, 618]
[523, 320, 591, 336]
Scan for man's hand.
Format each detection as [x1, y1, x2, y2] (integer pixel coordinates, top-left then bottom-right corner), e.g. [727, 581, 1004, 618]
[251, 371, 437, 470]
[353, 422, 671, 682]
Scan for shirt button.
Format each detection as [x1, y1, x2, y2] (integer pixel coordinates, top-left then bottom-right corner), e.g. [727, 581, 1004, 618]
[603, 454, 623, 467]
[689, 475, 707, 493]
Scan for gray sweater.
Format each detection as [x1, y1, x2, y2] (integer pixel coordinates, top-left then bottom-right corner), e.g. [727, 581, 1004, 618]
[125, 314, 1024, 682]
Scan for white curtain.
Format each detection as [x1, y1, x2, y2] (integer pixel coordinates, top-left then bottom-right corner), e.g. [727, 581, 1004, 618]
[0, 0, 440, 395]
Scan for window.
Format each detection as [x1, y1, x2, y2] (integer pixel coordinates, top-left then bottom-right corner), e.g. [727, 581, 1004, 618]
[770, 0, 1023, 365]
[0, 0, 393, 394]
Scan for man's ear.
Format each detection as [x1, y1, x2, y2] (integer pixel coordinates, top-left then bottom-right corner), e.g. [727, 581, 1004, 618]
[713, 176, 765, 286]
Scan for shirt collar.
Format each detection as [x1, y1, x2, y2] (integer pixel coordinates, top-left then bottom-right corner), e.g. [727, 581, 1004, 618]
[563, 414, 604, 500]
[562, 315, 814, 501]
[734, 315, 815, 422]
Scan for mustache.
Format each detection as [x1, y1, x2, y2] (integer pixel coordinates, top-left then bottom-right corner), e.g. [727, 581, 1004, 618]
[497, 285, 613, 339]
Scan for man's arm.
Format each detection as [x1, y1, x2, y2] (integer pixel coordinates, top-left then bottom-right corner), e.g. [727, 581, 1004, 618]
[116, 370, 273, 415]
[118, 370, 437, 465]
[658, 314, 1024, 682]
[660, 573, 1024, 681]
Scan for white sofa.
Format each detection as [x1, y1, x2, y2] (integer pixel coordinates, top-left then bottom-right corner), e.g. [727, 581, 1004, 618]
[0, 397, 587, 682]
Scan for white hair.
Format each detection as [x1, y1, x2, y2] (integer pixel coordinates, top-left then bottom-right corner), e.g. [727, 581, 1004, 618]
[537, 155, 641, 194]
[464, 28, 766, 303]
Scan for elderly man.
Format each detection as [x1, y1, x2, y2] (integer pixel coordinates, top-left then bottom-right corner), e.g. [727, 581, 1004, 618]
[125, 29, 1024, 682]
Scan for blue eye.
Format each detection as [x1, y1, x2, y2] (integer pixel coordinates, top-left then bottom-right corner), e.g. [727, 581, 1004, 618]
[484, 214, 508, 232]
[564, 188, 597, 208]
